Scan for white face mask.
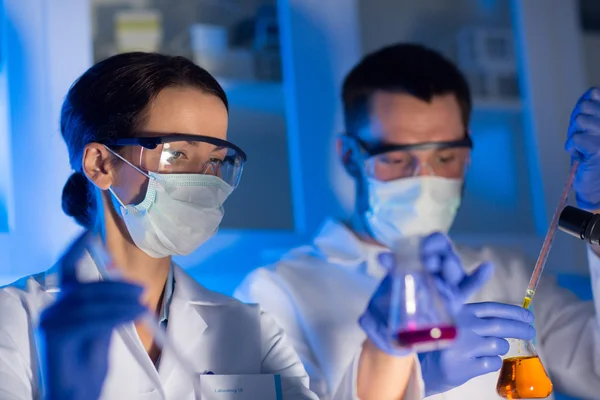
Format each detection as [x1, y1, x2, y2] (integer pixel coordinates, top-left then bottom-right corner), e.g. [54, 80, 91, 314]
[108, 151, 233, 258]
[365, 176, 462, 248]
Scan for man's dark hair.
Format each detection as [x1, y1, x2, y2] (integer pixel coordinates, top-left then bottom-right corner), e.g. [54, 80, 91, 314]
[342, 43, 472, 134]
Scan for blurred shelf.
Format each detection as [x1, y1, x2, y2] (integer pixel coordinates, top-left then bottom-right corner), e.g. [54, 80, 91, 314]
[473, 98, 523, 113]
[217, 78, 285, 114]
[92, 0, 151, 6]
[217, 83, 522, 115]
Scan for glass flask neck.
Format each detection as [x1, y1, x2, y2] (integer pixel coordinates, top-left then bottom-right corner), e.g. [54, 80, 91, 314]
[391, 236, 423, 273]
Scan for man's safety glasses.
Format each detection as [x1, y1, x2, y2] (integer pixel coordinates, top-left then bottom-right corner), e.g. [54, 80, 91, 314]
[345, 134, 473, 181]
[102, 134, 247, 188]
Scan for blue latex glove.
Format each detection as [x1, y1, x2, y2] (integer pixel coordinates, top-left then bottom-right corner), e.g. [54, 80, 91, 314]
[419, 301, 535, 396]
[358, 232, 494, 356]
[565, 86, 600, 210]
[39, 235, 146, 400]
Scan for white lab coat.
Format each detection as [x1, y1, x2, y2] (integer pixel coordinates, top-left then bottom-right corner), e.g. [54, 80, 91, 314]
[0, 236, 319, 400]
[235, 219, 600, 400]
[235, 220, 425, 400]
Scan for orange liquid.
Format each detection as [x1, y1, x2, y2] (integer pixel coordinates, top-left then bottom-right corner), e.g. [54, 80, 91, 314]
[496, 356, 553, 399]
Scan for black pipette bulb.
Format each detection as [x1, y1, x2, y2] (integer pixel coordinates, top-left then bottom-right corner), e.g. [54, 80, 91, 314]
[558, 206, 600, 245]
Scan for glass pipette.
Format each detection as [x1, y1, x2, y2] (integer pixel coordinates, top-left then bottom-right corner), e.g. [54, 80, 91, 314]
[522, 160, 580, 309]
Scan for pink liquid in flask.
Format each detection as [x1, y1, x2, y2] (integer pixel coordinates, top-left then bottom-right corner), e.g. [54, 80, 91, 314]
[397, 325, 457, 349]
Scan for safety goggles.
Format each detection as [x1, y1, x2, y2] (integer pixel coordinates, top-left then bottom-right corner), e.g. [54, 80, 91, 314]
[102, 134, 247, 188]
[345, 134, 473, 181]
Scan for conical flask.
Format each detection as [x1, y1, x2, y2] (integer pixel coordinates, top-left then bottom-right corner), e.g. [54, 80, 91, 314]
[496, 338, 553, 399]
[387, 236, 458, 353]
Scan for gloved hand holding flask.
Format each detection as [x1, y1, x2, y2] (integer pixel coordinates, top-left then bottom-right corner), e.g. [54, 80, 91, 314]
[358, 232, 536, 396]
[359, 232, 494, 357]
[419, 301, 536, 396]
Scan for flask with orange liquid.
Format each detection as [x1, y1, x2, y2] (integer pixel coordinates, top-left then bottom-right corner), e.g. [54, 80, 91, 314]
[496, 338, 553, 399]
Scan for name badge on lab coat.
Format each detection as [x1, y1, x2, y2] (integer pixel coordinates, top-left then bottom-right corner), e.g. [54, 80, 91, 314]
[198, 374, 282, 400]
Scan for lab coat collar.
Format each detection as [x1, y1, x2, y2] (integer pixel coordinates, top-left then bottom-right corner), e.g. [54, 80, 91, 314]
[158, 264, 175, 327]
[312, 219, 390, 279]
[156, 265, 208, 388]
[171, 263, 238, 306]
[36, 249, 102, 294]
[158, 265, 240, 390]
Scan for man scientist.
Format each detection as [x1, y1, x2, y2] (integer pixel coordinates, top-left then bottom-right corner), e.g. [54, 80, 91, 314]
[235, 43, 600, 399]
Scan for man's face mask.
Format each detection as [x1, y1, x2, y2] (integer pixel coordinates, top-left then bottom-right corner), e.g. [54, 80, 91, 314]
[366, 176, 463, 248]
[102, 134, 247, 258]
[345, 135, 472, 248]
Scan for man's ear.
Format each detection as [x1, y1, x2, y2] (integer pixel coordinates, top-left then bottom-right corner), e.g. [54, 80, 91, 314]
[82, 143, 116, 190]
[337, 136, 361, 178]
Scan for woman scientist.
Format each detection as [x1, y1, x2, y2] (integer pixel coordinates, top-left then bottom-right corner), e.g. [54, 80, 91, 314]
[0, 52, 319, 400]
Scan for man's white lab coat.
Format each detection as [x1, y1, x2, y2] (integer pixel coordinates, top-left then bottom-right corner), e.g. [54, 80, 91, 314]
[235, 219, 600, 400]
[0, 235, 318, 400]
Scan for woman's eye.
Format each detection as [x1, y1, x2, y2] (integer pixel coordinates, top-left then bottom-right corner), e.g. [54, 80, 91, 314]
[166, 150, 185, 160]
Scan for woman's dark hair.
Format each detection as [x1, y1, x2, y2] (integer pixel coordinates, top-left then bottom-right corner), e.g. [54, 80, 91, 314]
[61, 52, 228, 228]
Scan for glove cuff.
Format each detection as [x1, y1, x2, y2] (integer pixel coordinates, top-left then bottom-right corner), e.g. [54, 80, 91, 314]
[576, 194, 600, 212]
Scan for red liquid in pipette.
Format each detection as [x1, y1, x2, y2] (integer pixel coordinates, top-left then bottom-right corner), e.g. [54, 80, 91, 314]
[397, 325, 457, 347]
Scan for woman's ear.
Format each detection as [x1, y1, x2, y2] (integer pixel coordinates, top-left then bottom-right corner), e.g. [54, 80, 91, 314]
[82, 143, 115, 190]
[337, 136, 361, 178]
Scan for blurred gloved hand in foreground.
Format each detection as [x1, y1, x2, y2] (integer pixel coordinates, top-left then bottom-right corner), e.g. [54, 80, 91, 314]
[39, 234, 146, 400]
